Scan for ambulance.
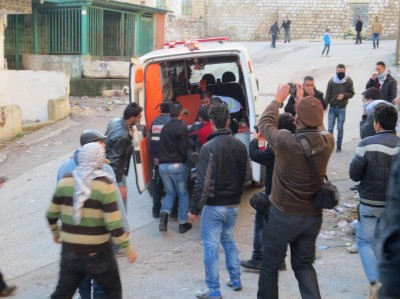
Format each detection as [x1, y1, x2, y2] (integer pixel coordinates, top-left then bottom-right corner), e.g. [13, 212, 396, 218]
[129, 37, 262, 193]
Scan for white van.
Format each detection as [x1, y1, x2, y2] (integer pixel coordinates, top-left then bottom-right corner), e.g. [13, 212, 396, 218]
[129, 38, 262, 193]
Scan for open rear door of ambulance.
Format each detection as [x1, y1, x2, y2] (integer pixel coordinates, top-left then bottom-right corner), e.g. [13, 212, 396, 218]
[129, 58, 152, 194]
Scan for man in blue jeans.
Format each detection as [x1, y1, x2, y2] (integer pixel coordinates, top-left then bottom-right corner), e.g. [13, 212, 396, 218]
[158, 101, 192, 233]
[326, 64, 355, 152]
[189, 103, 248, 299]
[349, 104, 400, 298]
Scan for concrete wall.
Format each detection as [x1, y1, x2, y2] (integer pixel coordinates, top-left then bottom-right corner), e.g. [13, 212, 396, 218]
[0, 70, 69, 122]
[22, 54, 84, 78]
[0, 105, 22, 143]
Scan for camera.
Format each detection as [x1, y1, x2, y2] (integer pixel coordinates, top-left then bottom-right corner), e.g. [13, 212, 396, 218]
[288, 82, 296, 96]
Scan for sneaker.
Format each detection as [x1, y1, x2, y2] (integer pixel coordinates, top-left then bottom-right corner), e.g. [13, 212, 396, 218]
[369, 282, 381, 299]
[336, 148, 342, 153]
[241, 259, 262, 271]
[347, 244, 358, 253]
[279, 261, 287, 271]
[0, 285, 17, 297]
[195, 288, 222, 299]
[226, 279, 242, 291]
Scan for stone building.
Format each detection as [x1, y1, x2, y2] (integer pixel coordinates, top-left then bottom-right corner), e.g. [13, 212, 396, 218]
[133, 0, 399, 42]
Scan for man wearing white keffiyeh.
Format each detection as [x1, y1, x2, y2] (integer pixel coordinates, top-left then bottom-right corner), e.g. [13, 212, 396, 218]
[47, 142, 137, 298]
[72, 142, 114, 224]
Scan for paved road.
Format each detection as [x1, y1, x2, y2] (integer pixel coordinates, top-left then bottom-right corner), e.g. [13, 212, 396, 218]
[0, 39, 398, 298]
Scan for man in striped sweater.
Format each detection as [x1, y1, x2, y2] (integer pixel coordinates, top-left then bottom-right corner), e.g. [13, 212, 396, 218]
[47, 142, 137, 299]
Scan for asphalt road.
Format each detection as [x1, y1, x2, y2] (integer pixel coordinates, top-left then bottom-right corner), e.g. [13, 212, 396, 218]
[0, 39, 399, 298]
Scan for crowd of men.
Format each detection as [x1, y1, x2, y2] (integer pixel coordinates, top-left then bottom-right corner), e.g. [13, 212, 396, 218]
[46, 58, 399, 299]
[1, 56, 398, 298]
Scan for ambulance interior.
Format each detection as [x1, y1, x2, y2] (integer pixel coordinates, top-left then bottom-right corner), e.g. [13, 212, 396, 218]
[152, 55, 250, 132]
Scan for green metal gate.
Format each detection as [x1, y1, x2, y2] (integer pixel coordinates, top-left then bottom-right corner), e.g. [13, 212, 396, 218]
[140, 15, 153, 55]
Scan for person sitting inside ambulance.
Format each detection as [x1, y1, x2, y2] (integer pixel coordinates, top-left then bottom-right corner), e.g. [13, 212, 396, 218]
[200, 90, 243, 122]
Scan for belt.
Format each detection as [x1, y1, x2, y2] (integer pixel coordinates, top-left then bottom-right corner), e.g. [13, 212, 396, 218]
[330, 105, 345, 109]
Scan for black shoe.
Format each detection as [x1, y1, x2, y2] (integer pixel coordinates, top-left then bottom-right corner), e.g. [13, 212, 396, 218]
[336, 148, 341, 153]
[159, 212, 168, 232]
[0, 285, 17, 297]
[241, 259, 262, 271]
[179, 223, 192, 233]
[350, 184, 359, 191]
[279, 261, 287, 271]
[152, 210, 160, 219]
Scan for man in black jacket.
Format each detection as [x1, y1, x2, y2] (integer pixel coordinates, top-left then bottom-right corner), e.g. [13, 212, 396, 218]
[355, 16, 363, 44]
[189, 104, 248, 299]
[158, 101, 192, 233]
[105, 102, 143, 209]
[349, 104, 400, 298]
[366, 61, 398, 103]
[285, 76, 327, 116]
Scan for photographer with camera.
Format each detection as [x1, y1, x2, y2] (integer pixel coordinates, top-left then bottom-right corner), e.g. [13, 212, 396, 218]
[257, 83, 334, 299]
[284, 76, 327, 116]
[241, 113, 296, 272]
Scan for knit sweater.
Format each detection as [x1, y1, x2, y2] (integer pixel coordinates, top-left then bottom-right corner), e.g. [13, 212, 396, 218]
[47, 174, 134, 255]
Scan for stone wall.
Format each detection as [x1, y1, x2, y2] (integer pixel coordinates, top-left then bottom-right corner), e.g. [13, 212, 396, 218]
[160, 0, 399, 42]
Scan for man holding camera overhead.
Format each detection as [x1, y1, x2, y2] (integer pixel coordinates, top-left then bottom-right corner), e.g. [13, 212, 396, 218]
[256, 83, 334, 299]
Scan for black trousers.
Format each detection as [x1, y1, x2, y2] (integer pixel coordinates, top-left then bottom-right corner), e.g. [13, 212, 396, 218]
[356, 31, 362, 43]
[257, 205, 322, 299]
[51, 250, 122, 299]
[0, 271, 6, 292]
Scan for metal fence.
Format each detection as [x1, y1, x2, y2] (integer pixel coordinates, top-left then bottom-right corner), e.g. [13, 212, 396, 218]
[5, 6, 154, 69]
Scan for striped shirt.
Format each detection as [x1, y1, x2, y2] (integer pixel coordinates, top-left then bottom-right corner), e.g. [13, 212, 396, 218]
[47, 174, 134, 255]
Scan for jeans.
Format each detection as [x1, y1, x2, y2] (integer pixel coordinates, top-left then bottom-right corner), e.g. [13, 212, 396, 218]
[201, 205, 241, 291]
[284, 29, 290, 42]
[51, 250, 121, 299]
[252, 211, 265, 261]
[372, 33, 380, 48]
[271, 34, 277, 48]
[152, 165, 163, 215]
[78, 276, 105, 299]
[356, 204, 383, 284]
[322, 44, 330, 55]
[159, 163, 189, 224]
[257, 205, 322, 299]
[328, 106, 346, 149]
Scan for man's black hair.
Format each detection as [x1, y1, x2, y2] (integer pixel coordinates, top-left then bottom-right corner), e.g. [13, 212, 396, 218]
[303, 76, 314, 82]
[209, 104, 229, 129]
[374, 104, 398, 130]
[200, 90, 212, 99]
[337, 64, 346, 69]
[278, 113, 296, 133]
[197, 106, 210, 122]
[376, 61, 386, 68]
[169, 101, 183, 118]
[160, 101, 170, 113]
[210, 96, 223, 106]
[123, 102, 143, 120]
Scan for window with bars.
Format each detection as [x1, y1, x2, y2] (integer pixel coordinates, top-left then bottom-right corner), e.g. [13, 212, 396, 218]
[182, 0, 192, 15]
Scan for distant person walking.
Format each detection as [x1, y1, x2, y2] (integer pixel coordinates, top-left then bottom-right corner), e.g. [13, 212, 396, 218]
[371, 16, 382, 49]
[321, 29, 331, 57]
[269, 21, 280, 48]
[355, 16, 363, 44]
[281, 16, 291, 43]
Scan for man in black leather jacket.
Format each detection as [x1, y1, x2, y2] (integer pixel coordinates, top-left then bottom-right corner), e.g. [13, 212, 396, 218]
[105, 102, 143, 209]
